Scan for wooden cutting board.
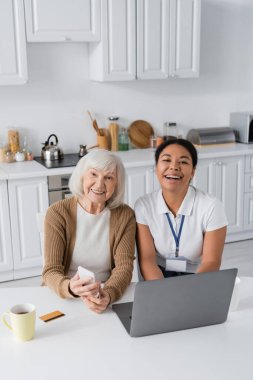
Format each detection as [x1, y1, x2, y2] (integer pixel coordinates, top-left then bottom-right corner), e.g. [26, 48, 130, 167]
[128, 120, 154, 148]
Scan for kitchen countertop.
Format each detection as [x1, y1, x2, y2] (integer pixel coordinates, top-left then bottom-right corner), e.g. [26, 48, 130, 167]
[0, 143, 253, 180]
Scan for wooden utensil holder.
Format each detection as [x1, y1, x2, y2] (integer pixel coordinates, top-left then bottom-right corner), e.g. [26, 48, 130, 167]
[97, 128, 109, 150]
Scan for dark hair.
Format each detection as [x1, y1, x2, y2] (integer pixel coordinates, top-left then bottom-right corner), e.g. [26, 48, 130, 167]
[155, 138, 198, 168]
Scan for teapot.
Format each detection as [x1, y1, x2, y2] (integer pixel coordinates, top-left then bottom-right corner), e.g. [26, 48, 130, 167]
[41, 134, 64, 161]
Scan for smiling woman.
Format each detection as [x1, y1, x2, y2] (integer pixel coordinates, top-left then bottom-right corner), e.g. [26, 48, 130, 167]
[135, 139, 228, 280]
[42, 149, 136, 314]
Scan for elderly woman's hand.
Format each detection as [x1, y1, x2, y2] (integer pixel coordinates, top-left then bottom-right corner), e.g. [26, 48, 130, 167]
[69, 272, 101, 298]
[82, 288, 110, 314]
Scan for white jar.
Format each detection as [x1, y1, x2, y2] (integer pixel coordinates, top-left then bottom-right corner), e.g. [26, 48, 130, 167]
[15, 151, 25, 162]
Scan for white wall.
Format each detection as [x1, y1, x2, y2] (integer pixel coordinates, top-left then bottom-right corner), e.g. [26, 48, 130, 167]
[0, 0, 252, 155]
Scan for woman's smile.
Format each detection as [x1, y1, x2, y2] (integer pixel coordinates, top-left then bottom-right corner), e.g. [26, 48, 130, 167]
[90, 188, 106, 195]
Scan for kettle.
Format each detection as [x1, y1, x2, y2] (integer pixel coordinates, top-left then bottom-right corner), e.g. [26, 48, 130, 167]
[41, 134, 64, 161]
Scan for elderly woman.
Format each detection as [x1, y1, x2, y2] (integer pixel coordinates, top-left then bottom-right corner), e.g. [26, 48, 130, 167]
[135, 139, 228, 280]
[42, 149, 136, 313]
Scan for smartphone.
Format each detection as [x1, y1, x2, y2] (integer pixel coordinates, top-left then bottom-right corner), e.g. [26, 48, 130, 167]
[78, 266, 95, 283]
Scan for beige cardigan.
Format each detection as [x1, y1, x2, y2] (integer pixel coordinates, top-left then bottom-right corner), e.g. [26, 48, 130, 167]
[42, 197, 136, 303]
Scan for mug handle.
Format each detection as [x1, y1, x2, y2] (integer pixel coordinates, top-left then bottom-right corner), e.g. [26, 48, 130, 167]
[2, 312, 12, 331]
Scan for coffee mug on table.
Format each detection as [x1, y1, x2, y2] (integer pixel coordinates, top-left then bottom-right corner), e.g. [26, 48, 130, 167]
[2, 303, 36, 341]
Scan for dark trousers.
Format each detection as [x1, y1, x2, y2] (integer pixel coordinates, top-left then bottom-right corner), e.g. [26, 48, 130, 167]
[158, 265, 193, 278]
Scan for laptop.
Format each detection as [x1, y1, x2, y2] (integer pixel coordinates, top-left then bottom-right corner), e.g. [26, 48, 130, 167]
[112, 268, 237, 337]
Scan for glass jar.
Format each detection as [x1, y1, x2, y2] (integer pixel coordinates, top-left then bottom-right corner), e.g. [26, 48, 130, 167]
[118, 128, 129, 151]
[0, 143, 7, 162]
[150, 135, 157, 150]
[163, 122, 178, 140]
[108, 116, 119, 151]
[22, 135, 33, 160]
[8, 127, 20, 153]
[4, 150, 15, 163]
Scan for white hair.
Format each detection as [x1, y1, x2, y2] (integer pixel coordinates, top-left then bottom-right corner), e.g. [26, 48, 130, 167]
[69, 149, 125, 209]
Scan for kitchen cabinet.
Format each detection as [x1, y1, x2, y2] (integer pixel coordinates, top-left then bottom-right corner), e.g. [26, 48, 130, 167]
[125, 165, 154, 208]
[169, 0, 201, 78]
[0, 180, 13, 281]
[193, 155, 245, 239]
[24, 0, 100, 42]
[0, 0, 28, 85]
[8, 177, 49, 280]
[244, 155, 253, 230]
[89, 0, 201, 81]
[89, 0, 136, 81]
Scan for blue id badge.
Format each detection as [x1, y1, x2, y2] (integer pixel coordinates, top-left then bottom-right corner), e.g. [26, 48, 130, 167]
[166, 257, 187, 272]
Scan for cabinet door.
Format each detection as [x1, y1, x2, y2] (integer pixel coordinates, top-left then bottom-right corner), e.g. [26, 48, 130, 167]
[215, 156, 244, 235]
[0, 0, 27, 85]
[89, 0, 136, 81]
[8, 177, 49, 279]
[24, 0, 100, 42]
[170, 0, 201, 78]
[244, 193, 253, 231]
[0, 180, 13, 281]
[192, 159, 215, 194]
[193, 156, 244, 236]
[125, 166, 154, 208]
[137, 0, 170, 79]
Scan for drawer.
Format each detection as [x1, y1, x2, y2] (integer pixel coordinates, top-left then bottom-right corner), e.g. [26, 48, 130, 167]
[245, 155, 253, 172]
[245, 173, 253, 192]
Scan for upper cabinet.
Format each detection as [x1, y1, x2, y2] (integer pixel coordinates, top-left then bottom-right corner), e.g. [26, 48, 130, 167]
[89, 0, 201, 81]
[137, 0, 170, 79]
[169, 0, 201, 78]
[0, 0, 28, 85]
[89, 0, 136, 81]
[24, 0, 101, 42]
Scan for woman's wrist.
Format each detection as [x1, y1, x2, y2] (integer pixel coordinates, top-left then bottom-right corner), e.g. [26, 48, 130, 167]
[68, 282, 79, 298]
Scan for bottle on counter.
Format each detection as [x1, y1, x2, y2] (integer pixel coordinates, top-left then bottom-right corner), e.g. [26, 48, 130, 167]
[15, 151, 26, 162]
[118, 128, 129, 151]
[4, 150, 15, 163]
[0, 142, 8, 162]
[163, 122, 178, 141]
[150, 135, 157, 150]
[22, 135, 33, 161]
[8, 127, 20, 154]
[108, 116, 119, 151]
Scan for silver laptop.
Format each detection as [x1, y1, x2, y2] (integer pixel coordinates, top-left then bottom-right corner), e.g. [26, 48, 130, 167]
[112, 268, 237, 337]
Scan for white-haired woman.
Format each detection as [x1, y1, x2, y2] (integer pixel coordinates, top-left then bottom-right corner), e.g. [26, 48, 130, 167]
[42, 149, 136, 313]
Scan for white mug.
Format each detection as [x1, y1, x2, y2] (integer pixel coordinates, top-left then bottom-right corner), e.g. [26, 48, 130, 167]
[229, 277, 241, 312]
[2, 303, 36, 341]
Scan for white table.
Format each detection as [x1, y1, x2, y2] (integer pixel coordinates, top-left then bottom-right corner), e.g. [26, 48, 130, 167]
[1, 279, 253, 380]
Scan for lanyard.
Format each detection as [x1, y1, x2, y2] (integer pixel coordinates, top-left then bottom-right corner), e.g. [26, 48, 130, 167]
[165, 213, 185, 257]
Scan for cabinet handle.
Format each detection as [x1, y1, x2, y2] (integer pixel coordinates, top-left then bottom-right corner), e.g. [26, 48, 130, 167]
[214, 161, 223, 166]
[64, 36, 72, 41]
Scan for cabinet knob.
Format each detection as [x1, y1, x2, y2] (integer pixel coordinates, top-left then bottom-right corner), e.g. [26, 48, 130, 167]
[64, 36, 72, 41]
